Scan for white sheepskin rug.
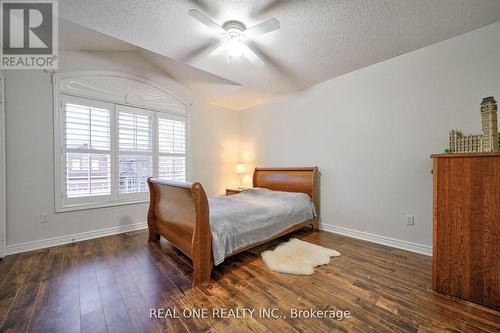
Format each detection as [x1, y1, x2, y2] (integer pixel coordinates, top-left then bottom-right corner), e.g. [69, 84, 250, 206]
[261, 238, 341, 275]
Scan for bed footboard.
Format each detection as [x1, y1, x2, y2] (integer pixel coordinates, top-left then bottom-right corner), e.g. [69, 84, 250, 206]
[147, 178, 213, 286]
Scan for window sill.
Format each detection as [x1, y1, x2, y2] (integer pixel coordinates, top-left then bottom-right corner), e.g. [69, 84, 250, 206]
[55, 199, 149, 213]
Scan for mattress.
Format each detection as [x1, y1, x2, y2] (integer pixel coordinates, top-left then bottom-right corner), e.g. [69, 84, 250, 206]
[208, 187, 316, 265]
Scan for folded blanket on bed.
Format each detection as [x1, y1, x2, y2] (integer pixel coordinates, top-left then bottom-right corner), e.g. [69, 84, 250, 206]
[208, 187, 316, 265]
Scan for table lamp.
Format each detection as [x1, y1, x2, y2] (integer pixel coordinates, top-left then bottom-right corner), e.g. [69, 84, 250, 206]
[235, 162, 247, 189]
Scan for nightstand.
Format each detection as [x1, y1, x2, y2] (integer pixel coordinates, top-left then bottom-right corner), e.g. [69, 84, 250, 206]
[226, 188, 243, 195]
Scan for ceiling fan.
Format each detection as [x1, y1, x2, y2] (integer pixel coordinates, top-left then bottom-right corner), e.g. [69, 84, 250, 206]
[188, 9, 280, 65]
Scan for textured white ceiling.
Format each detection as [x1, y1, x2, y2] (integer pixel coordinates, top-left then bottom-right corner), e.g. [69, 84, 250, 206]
[59, 0, 500, 110]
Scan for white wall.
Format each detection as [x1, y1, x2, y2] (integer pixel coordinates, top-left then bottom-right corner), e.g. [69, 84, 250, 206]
[240, 22, 500, 249]
[3, 51, 239, 247]
[4, 21, 500, 253]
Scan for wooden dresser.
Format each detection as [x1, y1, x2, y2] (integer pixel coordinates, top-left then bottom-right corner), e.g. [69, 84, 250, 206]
[432, 153, 500, 309]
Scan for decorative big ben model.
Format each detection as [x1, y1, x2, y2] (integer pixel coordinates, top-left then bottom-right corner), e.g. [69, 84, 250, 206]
[480, 97, 499, 152]
[448, 97, 499, 153]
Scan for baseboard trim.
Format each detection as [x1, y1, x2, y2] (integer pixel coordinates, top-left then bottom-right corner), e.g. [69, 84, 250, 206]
[5, 222, 431, 257]
[6, 222, 148, 255]
[320, 224, 432, 256]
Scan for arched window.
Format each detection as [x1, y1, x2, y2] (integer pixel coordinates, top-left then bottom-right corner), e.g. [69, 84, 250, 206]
[53, 71, 188, 212]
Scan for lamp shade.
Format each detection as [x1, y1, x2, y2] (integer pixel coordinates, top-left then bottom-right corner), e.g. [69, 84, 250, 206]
[235, 162, 247, 174]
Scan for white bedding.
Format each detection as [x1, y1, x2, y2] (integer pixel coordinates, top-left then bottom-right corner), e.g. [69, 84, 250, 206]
[208, 187, 316, 265]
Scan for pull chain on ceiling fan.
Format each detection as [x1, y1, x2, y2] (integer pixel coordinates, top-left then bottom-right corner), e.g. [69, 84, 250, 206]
[188, 9, 280, 65]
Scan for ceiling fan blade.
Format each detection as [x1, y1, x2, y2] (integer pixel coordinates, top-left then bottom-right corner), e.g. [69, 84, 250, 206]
[241, 44, 265, 66]
[188, 9, 225, 34]
[181, 40, 219, 62]
[245, 18, 280, 37]
[207, 43, 227, 58]
[252, 0, 287, 16]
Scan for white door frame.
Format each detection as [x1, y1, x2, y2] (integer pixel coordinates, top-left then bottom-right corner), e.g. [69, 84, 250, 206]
[0, 74, 5, 258]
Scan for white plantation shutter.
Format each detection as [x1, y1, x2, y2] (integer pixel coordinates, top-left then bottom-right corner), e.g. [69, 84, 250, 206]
[65, 104, 110, 150]
[62, 97, 112, 202]
[118, 112, 153, 152]
[117, 105, 153, 195]
[158, 115, 186, 181]
[158, 117, 185, 154]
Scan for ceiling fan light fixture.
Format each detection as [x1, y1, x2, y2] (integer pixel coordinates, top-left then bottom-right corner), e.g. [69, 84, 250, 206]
[188, 9, 279, 66]
[222, 20, 246, 39]
[221, 21, 246, 62]
[226, 38, 244, 60]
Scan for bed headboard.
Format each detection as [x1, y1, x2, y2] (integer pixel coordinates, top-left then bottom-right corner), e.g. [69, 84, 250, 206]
[253, 167, 320, 215]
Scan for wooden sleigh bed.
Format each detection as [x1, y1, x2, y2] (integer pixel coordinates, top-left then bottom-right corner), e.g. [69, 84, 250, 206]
[147, 167, 320, 286]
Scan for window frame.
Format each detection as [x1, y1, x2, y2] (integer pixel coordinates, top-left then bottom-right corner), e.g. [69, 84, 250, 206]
[54, 93, 188, 213]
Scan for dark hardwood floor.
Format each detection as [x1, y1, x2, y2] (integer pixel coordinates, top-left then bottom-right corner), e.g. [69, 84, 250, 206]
[0, 229, 498, 332]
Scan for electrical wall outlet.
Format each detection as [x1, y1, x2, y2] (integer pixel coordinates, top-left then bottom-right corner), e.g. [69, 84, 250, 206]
[405, 215, 414, 225]
[40, 213, 50, 224]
